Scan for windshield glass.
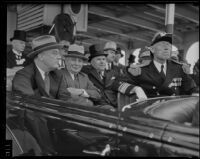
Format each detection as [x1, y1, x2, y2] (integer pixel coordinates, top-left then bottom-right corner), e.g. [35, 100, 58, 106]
[144, 97, 199, 124]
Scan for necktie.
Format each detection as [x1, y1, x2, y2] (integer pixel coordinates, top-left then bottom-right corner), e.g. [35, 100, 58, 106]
[99, 71, 104, 80]
[74, 74, 80, 88]
[44, 72, 50, 94]
[106, 63, 111, 70]
[160, 65, 165, 81]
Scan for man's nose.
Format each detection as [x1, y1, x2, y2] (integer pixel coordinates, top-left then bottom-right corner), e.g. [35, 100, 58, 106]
[56, 54, 62, 59]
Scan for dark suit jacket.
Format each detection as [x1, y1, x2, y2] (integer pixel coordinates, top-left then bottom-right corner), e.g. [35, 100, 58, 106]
[112, 62, 126, 75]
[58, 69, 101, 106]
[12, 62, 64, 99]
[7, 50, 28, 68]
[82, 65, 136, 107]
[127, 60, 198, 98]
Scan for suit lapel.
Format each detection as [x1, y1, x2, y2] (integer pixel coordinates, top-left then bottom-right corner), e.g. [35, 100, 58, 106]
[143, 61, 163, 87]
[33, 64, 49, 97]
[49, 71, 61, 97]
[160, 60, 177, 88]
[78, 73, 86, 89]
[90, 66, 104, 85]
[63, 69, 76, 88]
[104, 70, 116, 86]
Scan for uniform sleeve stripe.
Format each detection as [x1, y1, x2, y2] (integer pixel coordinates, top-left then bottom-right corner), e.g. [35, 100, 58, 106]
[118, 83, 131, 94]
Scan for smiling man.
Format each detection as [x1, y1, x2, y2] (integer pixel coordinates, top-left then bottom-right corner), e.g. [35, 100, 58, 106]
[58, 44, 101, 106]
[82, 44, 147, 108]
[127, 31, 198, 97]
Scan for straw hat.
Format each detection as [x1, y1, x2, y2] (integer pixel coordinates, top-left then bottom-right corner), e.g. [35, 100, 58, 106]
[27, 35, 63, 59]
[63, 44, 88, 61]
[103, 41, 117, 52]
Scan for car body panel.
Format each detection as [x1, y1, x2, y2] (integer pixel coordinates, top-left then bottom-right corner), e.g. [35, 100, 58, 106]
[6, 91, 199, 157]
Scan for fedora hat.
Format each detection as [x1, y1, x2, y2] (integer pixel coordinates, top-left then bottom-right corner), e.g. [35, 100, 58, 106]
[63, 44, 88, 61]
[116, 47, 124, 57]
[103, 41, 117, 52]
[151, 31, 172, 46]
[27, 35, 63, 59]
[10, 30, 26, 42]
[89, 44, 107, 62]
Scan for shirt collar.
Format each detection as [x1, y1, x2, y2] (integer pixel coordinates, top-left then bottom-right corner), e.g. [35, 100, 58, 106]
[106, 62, 112, 70]
[153, 60, 167, 73]
[35, 63, 46, 80]
[12, 49, 22, 56]
[69, 71, 77, 80]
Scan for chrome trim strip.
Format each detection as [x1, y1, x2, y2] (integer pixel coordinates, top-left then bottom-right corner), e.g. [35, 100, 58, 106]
[6, 124, 24, 154]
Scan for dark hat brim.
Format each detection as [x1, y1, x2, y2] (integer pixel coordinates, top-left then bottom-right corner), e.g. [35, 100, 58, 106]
[64, 54, 88, 61]
[89, 53, 107, 62]
[27, 44, 63, 59]
[104, 48, 117, 52]
[151, 36, 172, 46]
[10, 37, 26, 42]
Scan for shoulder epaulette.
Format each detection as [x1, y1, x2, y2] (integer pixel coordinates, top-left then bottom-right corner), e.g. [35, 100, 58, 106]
[170, 59, 183, 65]
[170, 59, 190, 74]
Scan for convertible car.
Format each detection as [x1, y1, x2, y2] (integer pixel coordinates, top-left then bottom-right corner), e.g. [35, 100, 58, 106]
[6, 91, 199, 157]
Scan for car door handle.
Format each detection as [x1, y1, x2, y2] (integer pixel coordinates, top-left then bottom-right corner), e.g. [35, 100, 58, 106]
[83, 144, 111, 156]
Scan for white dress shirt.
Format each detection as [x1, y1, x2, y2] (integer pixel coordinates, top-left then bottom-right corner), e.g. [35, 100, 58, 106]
[35, 64, 46, 80]
[12, 49, 22, 57]
[153, 60, 167, 75]
[106, 63, 112, 70]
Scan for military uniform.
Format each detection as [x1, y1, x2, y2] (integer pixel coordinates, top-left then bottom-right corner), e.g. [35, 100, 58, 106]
[82, 65, 136, 107]
[127, 60, 197, 98]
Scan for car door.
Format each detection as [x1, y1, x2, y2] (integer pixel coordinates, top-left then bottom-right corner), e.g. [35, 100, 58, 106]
[12, 93, 120, 156]
[117, 97, 175, 156]
[6, 92, 42, 156]
[160, 123, 199, 157]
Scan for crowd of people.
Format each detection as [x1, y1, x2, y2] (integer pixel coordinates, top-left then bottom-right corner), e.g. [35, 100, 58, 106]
[7, 29, 199, 110]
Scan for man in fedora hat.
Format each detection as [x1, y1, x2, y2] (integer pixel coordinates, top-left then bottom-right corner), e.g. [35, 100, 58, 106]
[127, 31, 198, 97]
[12, 35, 65, 98]
[113, 47, 126, 74]
[12, 35, 67, 155]
[113, 47, 124, 66]
[58, 44, 101, 106]
[82, 44, 147, 108]
[103, 41, 117, 71]
[7, 30, 27, 68]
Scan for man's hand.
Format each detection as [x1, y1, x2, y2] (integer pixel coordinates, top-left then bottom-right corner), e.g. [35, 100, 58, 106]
[131, 86, 147, 101]
[67, 87, 89, 97]
[67, 87, 84, 96]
